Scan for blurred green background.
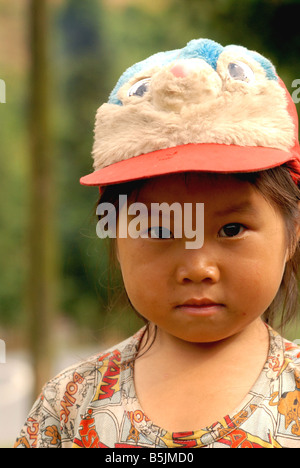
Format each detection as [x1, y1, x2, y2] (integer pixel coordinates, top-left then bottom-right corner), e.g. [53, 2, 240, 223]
[1, 0, 300, 446]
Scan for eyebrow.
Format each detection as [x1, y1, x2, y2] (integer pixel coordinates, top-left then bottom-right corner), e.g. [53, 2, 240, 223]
[214, 201, 259, 217]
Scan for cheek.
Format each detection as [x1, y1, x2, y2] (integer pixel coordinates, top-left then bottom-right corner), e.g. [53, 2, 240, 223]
[117, 240, 167, 311]
[231, 247, 287, 313]
[122, 270, 165, 324]
[128, 265, 166, 303]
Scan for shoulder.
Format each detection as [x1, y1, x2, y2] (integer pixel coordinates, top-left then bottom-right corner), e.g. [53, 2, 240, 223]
[267, 331, 300, 445]
[44, 329, 143, 414]
[281, 334, 300, 378]
[283, 338, 300, 358]
[268, 327, 300, 375]
[14, 329, 144, 448]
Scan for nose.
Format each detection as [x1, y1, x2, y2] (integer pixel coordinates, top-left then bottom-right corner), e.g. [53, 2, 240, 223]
[169, 60, 199, 78]
[175, 249, 220, 285]
[151, 59, 222, 113]
[169, 63, 191, 78]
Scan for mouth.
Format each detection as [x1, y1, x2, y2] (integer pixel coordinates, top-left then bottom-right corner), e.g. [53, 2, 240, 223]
[175, 298, 224, 316]
[178, 298, 222, 307]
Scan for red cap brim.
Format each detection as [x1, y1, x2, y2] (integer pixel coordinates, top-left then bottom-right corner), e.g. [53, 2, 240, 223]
[80, 143, 297, 187]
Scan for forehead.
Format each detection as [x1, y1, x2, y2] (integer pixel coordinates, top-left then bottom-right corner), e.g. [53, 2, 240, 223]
[135, 172, 257, 205]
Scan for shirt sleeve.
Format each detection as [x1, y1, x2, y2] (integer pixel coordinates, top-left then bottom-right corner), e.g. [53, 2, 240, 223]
[14, 389, 62, 448]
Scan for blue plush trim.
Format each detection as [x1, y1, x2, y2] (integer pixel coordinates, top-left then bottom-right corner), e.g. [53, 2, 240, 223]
[224, 44, 277, 81]
[108, 38, 277, 106]
[178, 38, 223, 70]
[246, 51, 277, 81]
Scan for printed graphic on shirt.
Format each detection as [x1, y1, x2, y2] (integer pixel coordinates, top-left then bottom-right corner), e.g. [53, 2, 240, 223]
[14, 327, 300, 448]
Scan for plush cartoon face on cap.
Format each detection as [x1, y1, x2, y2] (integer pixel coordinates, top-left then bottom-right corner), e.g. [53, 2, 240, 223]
[91, 38, 295, 172]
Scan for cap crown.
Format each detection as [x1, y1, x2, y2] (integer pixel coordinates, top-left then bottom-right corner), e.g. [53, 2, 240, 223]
[92, 38, 297, 172]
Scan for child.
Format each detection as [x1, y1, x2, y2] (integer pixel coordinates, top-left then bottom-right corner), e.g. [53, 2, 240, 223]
[15, 38, 300, 448]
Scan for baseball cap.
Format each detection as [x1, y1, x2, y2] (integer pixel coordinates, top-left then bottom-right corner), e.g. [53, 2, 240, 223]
[80, 38, 300, 188]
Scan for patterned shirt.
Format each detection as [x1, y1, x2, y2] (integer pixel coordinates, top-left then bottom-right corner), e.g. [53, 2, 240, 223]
[14, 326, 300, 448]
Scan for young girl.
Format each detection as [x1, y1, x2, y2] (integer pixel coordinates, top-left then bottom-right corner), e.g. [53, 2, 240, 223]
[15, 38, 300, 448]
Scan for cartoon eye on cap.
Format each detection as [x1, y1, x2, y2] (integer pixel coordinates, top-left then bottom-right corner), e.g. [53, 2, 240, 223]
[227, 61, 254, 83]
[128, 78, 151, 97]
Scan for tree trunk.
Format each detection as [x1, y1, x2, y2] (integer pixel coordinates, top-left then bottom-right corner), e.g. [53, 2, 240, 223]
[28, 0, 56, 400]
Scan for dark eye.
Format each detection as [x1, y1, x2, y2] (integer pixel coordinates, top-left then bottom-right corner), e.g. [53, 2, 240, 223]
[219, 223, 245, 238]
[227, 61, 254, 83]
[148, 226, 173, 239]
[128, 78, 151, 97]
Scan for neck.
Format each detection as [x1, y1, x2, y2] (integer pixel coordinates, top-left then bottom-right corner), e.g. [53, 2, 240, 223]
[138, 318, 269, 370]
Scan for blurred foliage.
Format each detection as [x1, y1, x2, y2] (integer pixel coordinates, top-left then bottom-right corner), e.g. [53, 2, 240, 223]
[0, 0, 299, 343]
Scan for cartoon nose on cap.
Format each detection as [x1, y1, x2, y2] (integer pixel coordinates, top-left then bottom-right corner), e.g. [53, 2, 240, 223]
[169, 60, 199, 78]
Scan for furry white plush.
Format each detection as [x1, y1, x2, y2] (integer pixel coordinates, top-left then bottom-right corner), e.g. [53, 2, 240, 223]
[92, 43, 295, 172]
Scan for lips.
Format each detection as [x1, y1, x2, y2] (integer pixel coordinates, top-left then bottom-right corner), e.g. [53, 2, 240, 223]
[177, 298, 222, 307]
[175, 298, 224, 317]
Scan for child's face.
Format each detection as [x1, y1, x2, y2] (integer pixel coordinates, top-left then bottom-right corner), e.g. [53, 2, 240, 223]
[116, 173, 289, 343]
